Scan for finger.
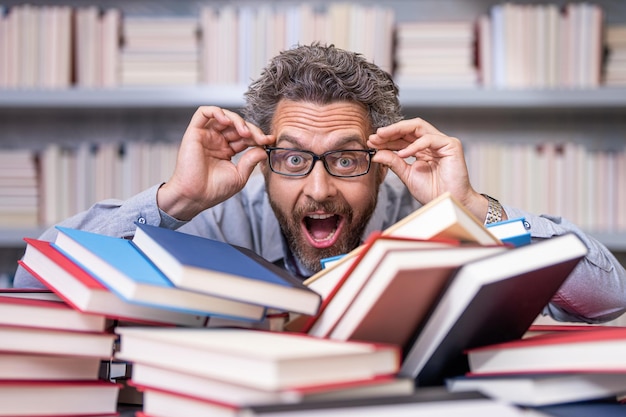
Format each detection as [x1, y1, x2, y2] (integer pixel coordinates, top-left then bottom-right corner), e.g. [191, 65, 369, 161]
[189, 106, 233, 130]
[372, 118, 445, 143]
[236, 146, 268, 180]
[396, 133, 461, 159]
[371, 150, 411, 180]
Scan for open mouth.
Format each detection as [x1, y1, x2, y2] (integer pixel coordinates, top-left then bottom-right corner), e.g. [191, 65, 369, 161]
[302, 213, 343, 248]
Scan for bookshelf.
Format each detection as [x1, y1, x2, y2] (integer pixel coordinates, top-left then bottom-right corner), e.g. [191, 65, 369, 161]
[1, 0, 626, 282]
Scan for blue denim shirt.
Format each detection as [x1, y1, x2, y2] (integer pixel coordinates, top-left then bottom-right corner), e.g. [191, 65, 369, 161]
[14, 174, 626, 323]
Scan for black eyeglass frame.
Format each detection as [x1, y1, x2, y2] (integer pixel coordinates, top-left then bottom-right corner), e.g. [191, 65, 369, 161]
[264, 146, 377, 178]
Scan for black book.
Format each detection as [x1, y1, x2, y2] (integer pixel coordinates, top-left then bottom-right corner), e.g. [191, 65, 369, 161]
[399, 233, 588, 386]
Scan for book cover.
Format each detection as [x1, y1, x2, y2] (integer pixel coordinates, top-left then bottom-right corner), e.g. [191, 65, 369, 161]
[53, 226, 267, 322]
[20, 238, 208, 327]
[303, 192, 501, 289]
[399, 232, 588, 386]
[115, 327, 400, 391]
[131, 222, 321, 316]
[303, 234, 506, 346]
[486, 217, 531, 247]
[302, 233, 463, 335]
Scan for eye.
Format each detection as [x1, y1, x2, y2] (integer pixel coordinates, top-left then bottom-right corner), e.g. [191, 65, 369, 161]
[338, 156, 355, 168]
[286, 153, 306, 167]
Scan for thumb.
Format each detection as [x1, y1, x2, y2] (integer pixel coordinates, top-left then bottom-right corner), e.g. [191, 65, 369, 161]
[236, 147, 268, 180]
[372, 150, 411, 182]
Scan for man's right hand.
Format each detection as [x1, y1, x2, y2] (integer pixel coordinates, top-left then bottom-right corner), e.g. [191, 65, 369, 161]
[157, 106, 274, 221]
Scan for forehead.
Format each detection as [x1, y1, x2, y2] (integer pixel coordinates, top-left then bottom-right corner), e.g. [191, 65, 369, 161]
[271, 100, 371, 146]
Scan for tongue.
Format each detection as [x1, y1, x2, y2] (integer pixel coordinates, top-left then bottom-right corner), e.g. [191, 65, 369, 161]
[308, 217, 336, 240]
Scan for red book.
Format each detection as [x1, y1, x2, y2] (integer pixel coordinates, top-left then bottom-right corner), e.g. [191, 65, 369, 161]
[0, 380, 120, 416]
[0, 290, 107, 333]
[303, 233, 505, 348]
[466, 327, 626, 375]
[130, 361, 413, 407]
[20, 238, 208, 327]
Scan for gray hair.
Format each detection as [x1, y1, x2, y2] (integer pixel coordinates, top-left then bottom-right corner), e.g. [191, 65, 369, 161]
[243, 43, 403, 134]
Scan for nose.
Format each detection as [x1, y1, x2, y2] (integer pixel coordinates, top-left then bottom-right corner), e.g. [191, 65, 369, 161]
[302, 159, 337, 202]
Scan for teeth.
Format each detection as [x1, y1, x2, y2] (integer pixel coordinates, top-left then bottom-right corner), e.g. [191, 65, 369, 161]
[308, 213, 334, 220]
[313, 230, 336, 242]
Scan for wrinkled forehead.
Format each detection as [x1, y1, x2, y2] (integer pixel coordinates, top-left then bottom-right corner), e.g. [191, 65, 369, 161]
[271, 100, 371, 150]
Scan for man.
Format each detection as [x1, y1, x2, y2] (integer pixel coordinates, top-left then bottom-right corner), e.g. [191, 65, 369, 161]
[14, 43, 626, 324]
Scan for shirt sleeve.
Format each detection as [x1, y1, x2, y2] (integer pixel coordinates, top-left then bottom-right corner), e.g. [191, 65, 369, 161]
[13, 184, 167, 288]
[504, 205, 626, 323]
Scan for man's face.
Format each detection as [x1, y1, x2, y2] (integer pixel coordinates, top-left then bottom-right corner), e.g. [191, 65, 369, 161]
[264, 100, 386, 273]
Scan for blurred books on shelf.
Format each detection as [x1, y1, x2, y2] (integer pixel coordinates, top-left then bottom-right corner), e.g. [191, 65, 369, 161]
[395, 20, 478, 88]
[604, 24, 626, 86]
[0, 149, 38, 228]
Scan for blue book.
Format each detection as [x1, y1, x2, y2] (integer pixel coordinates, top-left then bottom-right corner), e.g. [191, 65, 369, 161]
[53, 226, 266, 322]
[486, 217, 531, 247]
[132, 223, 322, 316]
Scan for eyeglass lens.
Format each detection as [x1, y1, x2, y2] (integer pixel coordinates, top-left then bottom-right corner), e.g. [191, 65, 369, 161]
[268, 148, 372, 177]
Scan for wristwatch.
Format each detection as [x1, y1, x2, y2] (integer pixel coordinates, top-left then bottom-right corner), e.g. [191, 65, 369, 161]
[481, 194, 503, 225]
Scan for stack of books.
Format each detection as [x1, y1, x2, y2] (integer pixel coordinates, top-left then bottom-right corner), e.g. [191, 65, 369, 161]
[0, 292, 119, 416]
[290, 193, 587, 387]
[479, 2, 603, 89]
[604, 24, 626, 86]
[14, 191, 598, 414]
[115, 326, 418, 416]
[74, 6, 121, 88]
[447, 326, 626, 407]
[394, 20, 478, 88]
[0, 149, 38, 228]
[120, 16, 200, 86]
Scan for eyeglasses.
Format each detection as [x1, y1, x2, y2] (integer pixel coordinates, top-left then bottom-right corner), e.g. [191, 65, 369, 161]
[265, 147, 377, 178]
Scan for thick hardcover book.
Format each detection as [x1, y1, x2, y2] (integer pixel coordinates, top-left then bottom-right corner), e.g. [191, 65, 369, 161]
[0, 380, 120, 416]
[131, 363, 414, 407]
[0, 289, 107, 333]
[399, 232, 588, 386]
[240, 387, 528, 417]
[131, 222, 321, 316]
[115, 327, 400, 391]
[486, 217, 531, 247]
[447, 372, 626, 407]
[466, 326, 626, 375]
[53, 226, 266, 322]
[303, 233, 506, 347]
[303, 192, 501, 288]
[0, 324, 116, 358]
[20, 238, 207, 327]
[0, 352, 102, 381]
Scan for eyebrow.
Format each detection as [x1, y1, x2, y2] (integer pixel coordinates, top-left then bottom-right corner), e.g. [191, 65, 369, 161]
[276, 134, 367, 150]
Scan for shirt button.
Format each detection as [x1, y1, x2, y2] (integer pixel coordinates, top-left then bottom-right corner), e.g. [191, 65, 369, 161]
[137, 217, 146, 224]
